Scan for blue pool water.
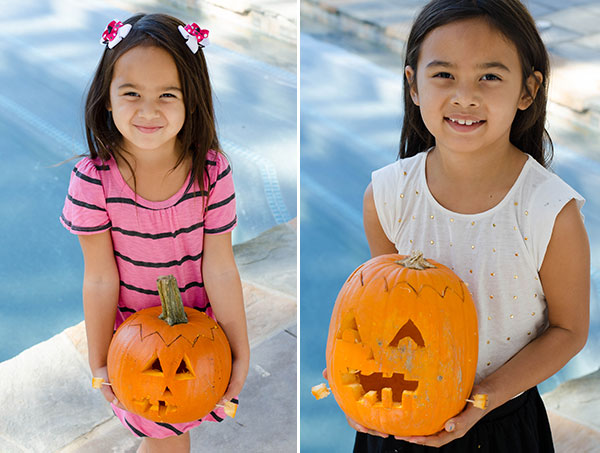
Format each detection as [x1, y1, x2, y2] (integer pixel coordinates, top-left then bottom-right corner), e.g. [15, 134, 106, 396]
[0, 0, 296, 362]
[300, 32, 600, 452]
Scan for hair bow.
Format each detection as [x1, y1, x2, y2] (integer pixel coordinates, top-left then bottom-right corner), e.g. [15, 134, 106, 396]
[101, 20, 132, 49]
[178, 23, 210, 54]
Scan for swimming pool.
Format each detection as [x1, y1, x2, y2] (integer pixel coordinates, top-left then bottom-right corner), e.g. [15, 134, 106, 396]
[0, 1, 296, 362]
[300, 31, 600, 452]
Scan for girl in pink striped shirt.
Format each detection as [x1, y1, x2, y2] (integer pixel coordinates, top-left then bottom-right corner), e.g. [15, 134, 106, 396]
[61, 13, 249, 452]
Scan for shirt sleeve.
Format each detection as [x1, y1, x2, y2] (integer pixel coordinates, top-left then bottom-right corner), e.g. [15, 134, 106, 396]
[529, 174, 585, 270]
[60, 158, 111, 235]
[204, 152, 237, 234]
[371, 161, 402, 244]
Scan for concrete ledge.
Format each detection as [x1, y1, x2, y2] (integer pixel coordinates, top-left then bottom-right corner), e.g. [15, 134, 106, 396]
[300, 0, 415, 54]
[58, 418, 138, 453]
[542, 368, 600, 451]
[234, 219, 296, 297]
[201, 0, 297, 44]
[105, 0, 297, 44]
[0, 331, 114, 452]
[548, 54, 600, 130]
[143, 0, 298, 44]
[547, 410, 600, 453]
[542, 368, 600, 432]
[0, 221, 297, 452]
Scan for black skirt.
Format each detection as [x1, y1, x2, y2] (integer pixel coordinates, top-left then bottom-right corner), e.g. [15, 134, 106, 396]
[353, 387, 554, 453]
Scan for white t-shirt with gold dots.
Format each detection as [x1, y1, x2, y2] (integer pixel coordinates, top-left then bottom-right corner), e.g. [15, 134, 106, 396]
[372, 151, 584, 384]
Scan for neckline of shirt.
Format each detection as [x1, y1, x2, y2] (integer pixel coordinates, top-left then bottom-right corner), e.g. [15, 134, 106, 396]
[418, 150, 533, 220]
[106, 155, 194, 210]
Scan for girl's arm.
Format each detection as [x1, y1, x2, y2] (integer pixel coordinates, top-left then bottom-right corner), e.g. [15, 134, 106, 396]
[78, 230, 122, 405]
[202, 232, 250, 402]
[363, 183, 397, 256]
[401, 199, 590, 447]
[481, 198, 590, 407]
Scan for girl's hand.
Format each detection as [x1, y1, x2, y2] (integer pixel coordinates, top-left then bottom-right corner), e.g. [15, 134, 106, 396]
[395, 384, 489, 447]
[346, 415, 389, 438]
[219, 355, 250, 404]
[93, 366, 126, 410]
[321, 368, 389, 438]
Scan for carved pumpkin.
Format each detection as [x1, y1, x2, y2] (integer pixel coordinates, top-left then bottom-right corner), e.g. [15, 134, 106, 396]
[325, 252, 478, 436]
[107, 275, 232, 423]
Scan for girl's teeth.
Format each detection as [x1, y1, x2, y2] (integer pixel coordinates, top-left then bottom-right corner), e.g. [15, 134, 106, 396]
[450, 118, 479, 126]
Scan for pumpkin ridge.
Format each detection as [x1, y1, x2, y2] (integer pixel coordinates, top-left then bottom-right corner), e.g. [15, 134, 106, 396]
[346, 265, 365, 285]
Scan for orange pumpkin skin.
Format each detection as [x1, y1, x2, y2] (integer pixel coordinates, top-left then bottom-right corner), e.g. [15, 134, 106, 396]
[325, 253, 478, 436]
[107, 306, 232, 424]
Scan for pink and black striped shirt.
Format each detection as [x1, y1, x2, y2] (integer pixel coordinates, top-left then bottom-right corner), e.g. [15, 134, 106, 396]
[60, 150, 236, 328]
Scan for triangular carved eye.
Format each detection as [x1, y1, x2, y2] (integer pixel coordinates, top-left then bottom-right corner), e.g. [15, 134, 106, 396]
[142, 356, 164, 376]
[388, 319, 425, 348]
[337, 313, 362, 343]
[174, 355, 196, 380]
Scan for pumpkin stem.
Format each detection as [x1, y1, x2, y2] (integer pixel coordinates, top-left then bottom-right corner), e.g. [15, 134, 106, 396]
[396, 251, 437, 270]
[157, 275, 188, 326]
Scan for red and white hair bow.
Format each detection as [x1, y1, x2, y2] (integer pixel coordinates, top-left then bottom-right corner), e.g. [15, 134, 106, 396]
[101, 20, 132, 49]
[178, 23, 210, 54]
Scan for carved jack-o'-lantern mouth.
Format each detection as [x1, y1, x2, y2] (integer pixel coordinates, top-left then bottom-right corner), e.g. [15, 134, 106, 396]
[336, 317, 425, 407]
[133, 394, 177, 417]
[359, 372, 419, 405]
[341, 369, 420, 407]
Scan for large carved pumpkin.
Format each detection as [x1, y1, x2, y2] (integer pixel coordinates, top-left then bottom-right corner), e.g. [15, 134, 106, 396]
[107, 275, 232, 423]
[325, 252, 478, 436]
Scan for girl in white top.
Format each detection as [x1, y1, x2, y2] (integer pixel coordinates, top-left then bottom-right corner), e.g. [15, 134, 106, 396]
[359, 0, 590, 451]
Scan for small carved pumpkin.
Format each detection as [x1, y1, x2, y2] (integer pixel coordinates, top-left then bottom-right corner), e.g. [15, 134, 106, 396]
[107, 275, 232, 423]
[325, 252, 478, 436]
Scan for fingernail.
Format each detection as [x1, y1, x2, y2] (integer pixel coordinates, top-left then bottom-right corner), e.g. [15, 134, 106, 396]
[447, 422, 455, 432]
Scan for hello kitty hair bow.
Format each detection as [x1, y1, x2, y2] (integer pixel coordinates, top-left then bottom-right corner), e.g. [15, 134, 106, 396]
[178, 23, 210, 54]
[101, 20, 132, 49]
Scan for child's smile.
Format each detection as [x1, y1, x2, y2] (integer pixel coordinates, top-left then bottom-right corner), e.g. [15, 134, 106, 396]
[134, 125, 163, 134]
[405, 17, 541, 157]
[444, 115, 485, 132]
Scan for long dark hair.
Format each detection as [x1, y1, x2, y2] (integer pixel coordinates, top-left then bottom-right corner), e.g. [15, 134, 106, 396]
[85, 13, 220, 197]
[400, 0, 553, 168]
